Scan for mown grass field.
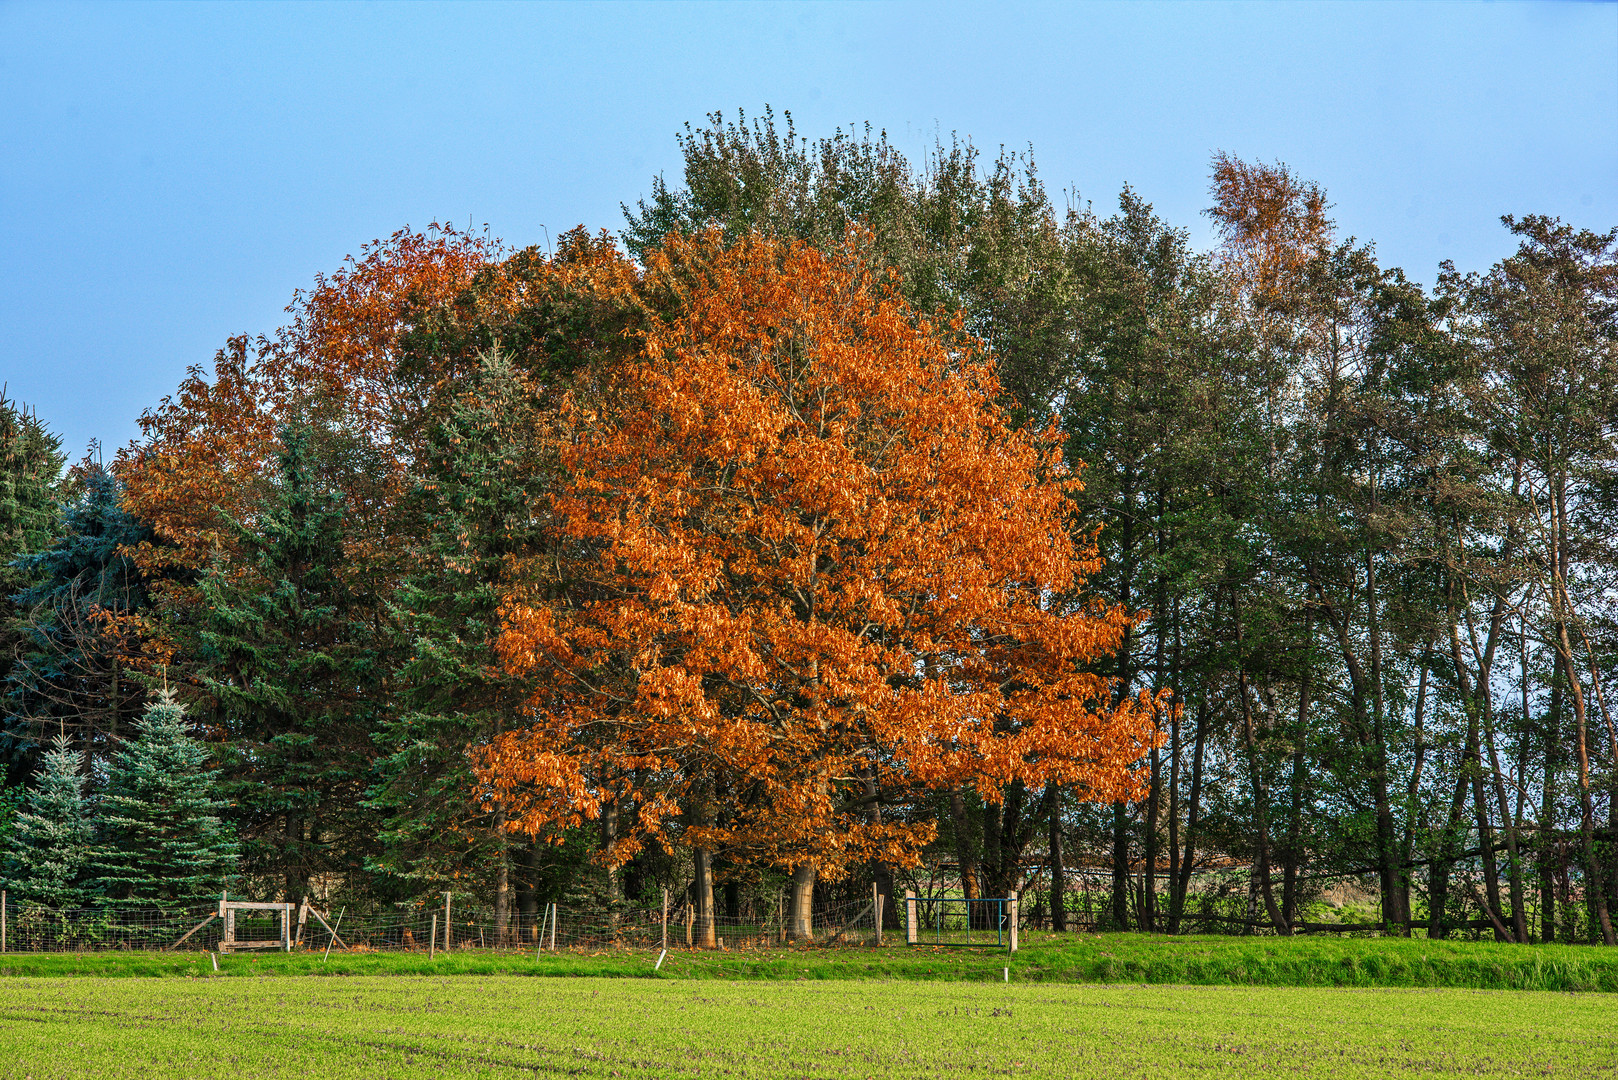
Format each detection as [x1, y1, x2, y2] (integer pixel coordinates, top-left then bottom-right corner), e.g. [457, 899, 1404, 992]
[7, 932, 1618, 992]
[1, 975, 1613, 1079]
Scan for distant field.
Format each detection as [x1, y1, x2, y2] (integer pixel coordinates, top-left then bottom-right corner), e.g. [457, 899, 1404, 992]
[1, 975, 1611, 1079]
[5, 932, 1618, 992]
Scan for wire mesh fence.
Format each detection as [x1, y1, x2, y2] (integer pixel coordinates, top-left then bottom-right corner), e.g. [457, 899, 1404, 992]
[0, 894, 890, 954]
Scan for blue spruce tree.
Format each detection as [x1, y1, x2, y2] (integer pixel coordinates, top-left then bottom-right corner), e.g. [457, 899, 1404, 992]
[3, 735, 96, 908]
[93, 692, 236, 909]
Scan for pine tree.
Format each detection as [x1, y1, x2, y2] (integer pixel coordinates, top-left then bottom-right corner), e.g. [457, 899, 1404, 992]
[93, 692, 236, 909]
[197, 425, 383, 899]
[2, 735, 96, 908]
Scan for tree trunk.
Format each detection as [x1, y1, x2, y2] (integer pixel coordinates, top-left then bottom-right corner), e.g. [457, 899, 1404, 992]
[786, 863, 815, 942]
[1170, 698, 1208, 934]
[1542, 679, 1560, 942]
[1047, 784, 1066, 932]
[494, 806, 512, 947]
[1429, 767, 1470, 939]
[1282, 619, 1313, 929]
[693, 847, 717, 949]
[951, 790, 980, 901]
[1233, 594, 1286, 935]
[1111, 802, 1130, 931]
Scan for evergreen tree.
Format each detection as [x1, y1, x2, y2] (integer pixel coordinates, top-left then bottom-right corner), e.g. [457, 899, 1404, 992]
[5, 462, 151, 760]
[0, 394, 65, 786]
[93, 692, 236, 908]
[3, 735, 96, 908]
[372, 350, 549, 935]
[197, 425, 383, 899]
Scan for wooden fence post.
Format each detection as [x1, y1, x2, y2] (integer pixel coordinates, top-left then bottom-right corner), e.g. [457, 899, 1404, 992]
[874, 884, 884, 947]
[905, 890, 917, 945]
[1007, 894, 1018, 953]
[443, 892, 452, 952]
[430, 914, 437, 959]
[661, 889, 668, 951]
[685, 903, 694, 948]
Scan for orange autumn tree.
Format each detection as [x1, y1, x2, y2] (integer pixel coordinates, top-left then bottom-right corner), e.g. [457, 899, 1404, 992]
[120, 223, 501, 595]
[482, 230, 1161, 944]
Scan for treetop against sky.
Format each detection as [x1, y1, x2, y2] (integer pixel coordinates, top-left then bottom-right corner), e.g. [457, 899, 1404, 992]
[0, 1, 1613, 457]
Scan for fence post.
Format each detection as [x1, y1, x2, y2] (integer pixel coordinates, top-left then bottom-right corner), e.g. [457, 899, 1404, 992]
[2, 889, 6, 954]
[443, 892, 452, 952]
[549, 903, 558, 950]
[905, 890, 917, 945]
[430, 914, 437, 959]
[661, 889, 668, 952]
[874, 886, 884, 947]
[685, 903, 694, 948]
[1007, 894, 1018, 953]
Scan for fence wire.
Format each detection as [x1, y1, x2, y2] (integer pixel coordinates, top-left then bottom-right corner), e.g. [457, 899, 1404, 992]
[0, 896, 889, 954]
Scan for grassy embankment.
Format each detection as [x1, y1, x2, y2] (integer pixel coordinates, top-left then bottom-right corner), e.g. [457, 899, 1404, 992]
[1, 975, 1612, 1079]
[6, 932, 1618, 991]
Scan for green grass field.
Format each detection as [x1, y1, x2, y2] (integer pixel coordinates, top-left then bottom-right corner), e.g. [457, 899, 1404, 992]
[6, 932, 1618, 992]
[2, 975, 1612, 1078]
[4, 937, 1615, 1078]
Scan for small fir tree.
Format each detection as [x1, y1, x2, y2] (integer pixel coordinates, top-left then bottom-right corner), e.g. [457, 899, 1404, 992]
[93, 692, 236, 908]
[3, 735, 96, 908]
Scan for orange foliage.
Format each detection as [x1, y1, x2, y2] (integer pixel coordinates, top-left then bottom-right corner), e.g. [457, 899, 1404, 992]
[119, 224, 498, 594]
[1207, 153, 1333, 310]
[481, 230, 1161, 879]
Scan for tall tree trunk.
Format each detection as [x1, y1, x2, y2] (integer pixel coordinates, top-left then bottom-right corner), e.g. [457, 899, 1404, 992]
[1364, 545, 1403, 935]
[1542, 679, 1561, 942]
[1166, 599, 1182, 933]
[1233, 593, 1286, 934]
[1171, 698, 1208, 934]
[1429, 765, 1470, 939]
[1282, 614, 1314, 929]
[1556, 620, 1616, 945]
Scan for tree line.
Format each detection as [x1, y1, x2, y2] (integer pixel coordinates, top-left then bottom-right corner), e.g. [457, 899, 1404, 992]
[1, 109, 1614, 945]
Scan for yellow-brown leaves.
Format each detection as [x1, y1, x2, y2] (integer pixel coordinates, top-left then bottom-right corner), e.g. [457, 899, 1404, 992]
[481, 229, 1160, 877]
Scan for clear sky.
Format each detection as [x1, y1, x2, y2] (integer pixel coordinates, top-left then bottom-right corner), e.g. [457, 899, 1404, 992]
[3, 1, 1614, 460]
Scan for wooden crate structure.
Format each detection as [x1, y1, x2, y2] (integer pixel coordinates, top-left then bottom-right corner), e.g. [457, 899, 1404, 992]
[171, 896, 346, 953]
[221, 900, 295, 952]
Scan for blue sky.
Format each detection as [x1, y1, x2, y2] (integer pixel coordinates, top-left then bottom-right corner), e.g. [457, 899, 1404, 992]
[3, 1, 1615, 460]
